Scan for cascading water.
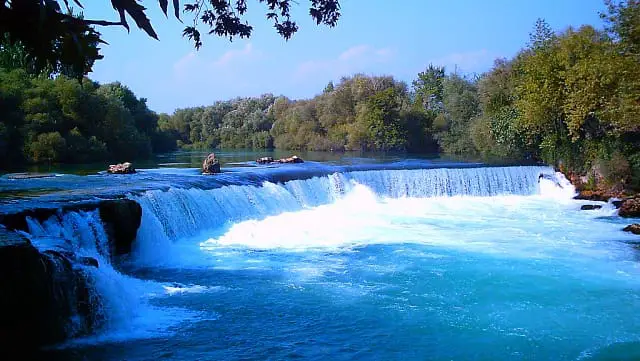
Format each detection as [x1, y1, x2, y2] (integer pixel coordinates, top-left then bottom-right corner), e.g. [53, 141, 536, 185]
[15, 163, 640, 360]
[20, 210, 189, 345]
[132, 166, 555, 246]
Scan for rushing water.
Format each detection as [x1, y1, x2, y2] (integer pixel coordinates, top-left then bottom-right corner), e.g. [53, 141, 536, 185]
[8, 156, 640, 360]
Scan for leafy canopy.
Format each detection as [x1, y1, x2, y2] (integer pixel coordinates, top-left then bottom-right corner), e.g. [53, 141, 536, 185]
[0, 0, 341, 77]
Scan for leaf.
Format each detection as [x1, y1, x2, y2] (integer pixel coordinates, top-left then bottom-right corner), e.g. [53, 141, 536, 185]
[110, 0, 159, 39]
[174, 0, 181, 19]
[159, 0, 168, 16]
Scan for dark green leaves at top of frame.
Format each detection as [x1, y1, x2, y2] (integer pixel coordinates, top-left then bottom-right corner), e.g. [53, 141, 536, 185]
[110, 0, 158, 39]
[1, 1, 341, 76]
[0, 0, 103, 78]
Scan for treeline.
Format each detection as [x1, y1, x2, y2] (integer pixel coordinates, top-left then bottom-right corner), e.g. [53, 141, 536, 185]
[467, 2, 640, 190]
[162, 76, 438, 153]
[0, 69, 176, 168]
[162, 1, 640, 189]
[2, 0, 638, 190]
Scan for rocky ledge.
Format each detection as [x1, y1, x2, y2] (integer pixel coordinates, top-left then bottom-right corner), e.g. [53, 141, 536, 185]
[0, 229, 100, 353]
[565, 170, 639, 234]
[0, 197, 144, 352]
[619, 197, 640, 218]
[0, 198, 142, 257]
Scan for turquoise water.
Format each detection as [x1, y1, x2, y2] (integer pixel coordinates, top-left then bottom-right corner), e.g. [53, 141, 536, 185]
[11, 158, 640, 360]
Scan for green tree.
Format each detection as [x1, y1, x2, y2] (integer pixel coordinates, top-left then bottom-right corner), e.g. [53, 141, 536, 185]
[27, 131, 67, 163]
[412, 64, 445, 112]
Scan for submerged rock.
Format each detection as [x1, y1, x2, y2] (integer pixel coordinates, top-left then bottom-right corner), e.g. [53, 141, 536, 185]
[5, 173, 56, 180]
[278, 155, 304, 164]
[580, 204, 603, 211]
[256, 155, 304, 165]
[619, 198, 640, 218]
[107, 162, 136, 174]
[202, 153, 221, 174]
[256, 156, 274, 164]
[623, 224, 640, 235]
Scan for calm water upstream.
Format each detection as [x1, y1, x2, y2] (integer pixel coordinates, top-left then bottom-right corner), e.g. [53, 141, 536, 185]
[3, 152, 639, 360]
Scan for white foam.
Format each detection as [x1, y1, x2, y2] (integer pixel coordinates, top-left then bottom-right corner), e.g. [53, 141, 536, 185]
[538, 171, 577, 201]
[199, 182, 636, 267]
[163, 284, 224, 295]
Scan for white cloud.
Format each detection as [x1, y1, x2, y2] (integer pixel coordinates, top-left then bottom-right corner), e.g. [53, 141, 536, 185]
[172, 43, 262, 82]
[428, 49, 497, 74]
[214, 43, 255, 66]
[294, 44, 395, 82]
[338, 45, 371, 61]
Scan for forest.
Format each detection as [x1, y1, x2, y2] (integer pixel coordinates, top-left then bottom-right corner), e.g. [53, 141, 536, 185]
[0, 1, 638, 189]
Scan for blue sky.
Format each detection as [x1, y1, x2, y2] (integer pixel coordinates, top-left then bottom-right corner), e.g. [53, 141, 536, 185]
[84, 0, 606, 113]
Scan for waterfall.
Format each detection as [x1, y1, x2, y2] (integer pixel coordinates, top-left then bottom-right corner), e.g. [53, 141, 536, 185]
[131, 165, 556, 247]
[23, 211, 147, 339]
[7, 164, 567, 343]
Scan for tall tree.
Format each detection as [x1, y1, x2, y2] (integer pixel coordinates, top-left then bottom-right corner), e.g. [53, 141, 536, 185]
[412, 64, 445, 112]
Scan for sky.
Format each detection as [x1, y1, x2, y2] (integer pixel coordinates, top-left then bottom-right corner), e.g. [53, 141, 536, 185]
[83, 0, 607, 114]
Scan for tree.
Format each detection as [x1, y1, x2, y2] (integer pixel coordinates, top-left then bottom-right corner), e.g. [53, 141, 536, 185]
[412, 64, 445, 112]
[0, 0, 341, 77]
[28, 132, 67, 163]
[528, 18, 556, 50]
[601, 0, 640, 59]
[356, 88, 407, 151]
[323, 81, 335, 93]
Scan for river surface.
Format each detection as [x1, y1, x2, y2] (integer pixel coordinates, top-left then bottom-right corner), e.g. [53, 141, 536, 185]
[3, 152, 640, 360]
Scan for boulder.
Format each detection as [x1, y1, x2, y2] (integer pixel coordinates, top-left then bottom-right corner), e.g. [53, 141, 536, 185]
[107, 162, 136, 174]
[580, 204, 603, 211]
[202, 153, 221, 174]
[619, 198, 640, 218]
[623, 224, 640, 235]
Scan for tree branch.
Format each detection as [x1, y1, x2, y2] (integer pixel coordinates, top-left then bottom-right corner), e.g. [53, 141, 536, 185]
[83, 19, 126, 27]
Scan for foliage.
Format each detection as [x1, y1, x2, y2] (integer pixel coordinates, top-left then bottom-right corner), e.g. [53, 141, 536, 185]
[412, 64, 445, 112]
[0, 0, 341, 77]
[0, 68, 176, 169]
[2, 0, 639, 192]
[161, 74, 439, 153]
[456, 2, 640, 188]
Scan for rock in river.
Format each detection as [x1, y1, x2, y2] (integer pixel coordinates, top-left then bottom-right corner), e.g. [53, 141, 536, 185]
[623, 224, 640, 235]
[580, 204, 603, 211]
[256, 155, 304, 164]
[107, 162, 136, 174]
[619, 198, 640, 218]
[202, 153, 221, 174]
